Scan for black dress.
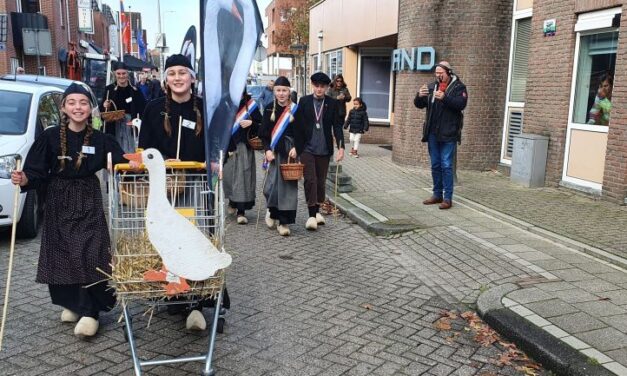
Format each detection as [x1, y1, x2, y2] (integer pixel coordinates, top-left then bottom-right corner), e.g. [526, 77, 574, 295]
[21, 126, 126, 318]
[138, 96, 205, 162]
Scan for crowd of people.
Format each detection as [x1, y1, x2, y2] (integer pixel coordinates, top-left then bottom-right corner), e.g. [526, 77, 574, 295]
[8, 54, 370, 338]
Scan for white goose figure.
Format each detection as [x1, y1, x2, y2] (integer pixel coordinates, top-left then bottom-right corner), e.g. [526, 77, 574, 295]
[124, 149, 232, 292]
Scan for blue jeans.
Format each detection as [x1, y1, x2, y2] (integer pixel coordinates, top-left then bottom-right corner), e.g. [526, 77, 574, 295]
[427, 133, 456, 201]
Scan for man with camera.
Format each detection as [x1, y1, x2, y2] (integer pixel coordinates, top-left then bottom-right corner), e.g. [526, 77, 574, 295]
[414, 61, 468, 210]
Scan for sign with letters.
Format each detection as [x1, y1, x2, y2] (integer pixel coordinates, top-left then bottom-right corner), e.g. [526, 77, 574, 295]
[392, 47, 436, 72]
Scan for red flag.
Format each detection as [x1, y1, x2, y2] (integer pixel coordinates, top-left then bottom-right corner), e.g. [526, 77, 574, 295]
[121, 1, 131, 53]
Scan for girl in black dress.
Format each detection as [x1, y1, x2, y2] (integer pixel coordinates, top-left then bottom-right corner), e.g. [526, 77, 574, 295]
[11, 83, 127, 338]
[138, 54, 230, 331]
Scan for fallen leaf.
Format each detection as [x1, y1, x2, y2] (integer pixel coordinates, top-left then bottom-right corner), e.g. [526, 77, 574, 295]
[360, 303, 373, 310]
[434, 318, 452, 331]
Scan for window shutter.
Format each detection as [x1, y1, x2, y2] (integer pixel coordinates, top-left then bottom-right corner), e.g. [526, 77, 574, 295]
[510, 18, 531, 102]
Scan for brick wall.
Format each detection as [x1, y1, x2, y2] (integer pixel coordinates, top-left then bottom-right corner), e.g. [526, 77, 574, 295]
[343, 124, 392, 146]
[602, 9, 627, 202]
[0, 0, 19, 74]
[392, 0, 513, 170]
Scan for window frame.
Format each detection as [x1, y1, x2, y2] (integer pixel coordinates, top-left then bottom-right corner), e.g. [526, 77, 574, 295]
[324, 49, 343, 78]
[500, 5, 532, 165]
[357, 47, 394, 124]
[562, 7, 621, 191]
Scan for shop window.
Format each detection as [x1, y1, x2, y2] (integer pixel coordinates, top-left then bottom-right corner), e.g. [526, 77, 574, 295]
[572, 31, 617, 125]
[359, 52, 392, 121]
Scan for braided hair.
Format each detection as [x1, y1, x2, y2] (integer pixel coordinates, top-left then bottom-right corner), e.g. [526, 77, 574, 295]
[269, 97, 294, 123]
[163, 82, 203, 137]
[58, 104, 94, 171]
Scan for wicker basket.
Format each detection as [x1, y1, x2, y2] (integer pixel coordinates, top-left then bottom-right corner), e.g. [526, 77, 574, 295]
[119, 172, 186, 207]
[247, 129, 264, 150]
[280, 157, 304, 181]
[102, 101, 126, 122]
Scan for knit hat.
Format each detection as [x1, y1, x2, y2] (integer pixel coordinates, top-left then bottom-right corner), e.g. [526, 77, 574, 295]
[435, 61, 453, 74]
[310, 72, 331, 85]
[112, 61, 128, 71]
[62, 82, 92, 104]
[274, 76, 291, 87]
[164, 54, 196, 79]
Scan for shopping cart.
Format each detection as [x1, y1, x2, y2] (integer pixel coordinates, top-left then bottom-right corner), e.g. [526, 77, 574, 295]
[107, 154, 227, 376]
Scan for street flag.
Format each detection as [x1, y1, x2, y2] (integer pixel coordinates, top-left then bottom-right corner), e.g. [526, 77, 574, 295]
[120, 1, 131, 54]
[180, 26, 197, 70]
[200, 0, 263, 183]
[137, 29, 147, 60]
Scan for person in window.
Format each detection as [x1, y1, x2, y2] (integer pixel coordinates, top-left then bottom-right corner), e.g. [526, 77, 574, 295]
[11, 83, 127, 338]
[587, 74, 613, 126]
[326, 73, 352, 123]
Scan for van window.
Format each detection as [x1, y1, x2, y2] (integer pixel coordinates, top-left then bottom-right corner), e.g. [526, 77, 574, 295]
[37, 93, 61, 133]
[0, 90, 32, 135]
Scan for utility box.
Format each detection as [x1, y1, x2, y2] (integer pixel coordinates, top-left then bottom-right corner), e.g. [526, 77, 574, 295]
[511, 134, 549, 188]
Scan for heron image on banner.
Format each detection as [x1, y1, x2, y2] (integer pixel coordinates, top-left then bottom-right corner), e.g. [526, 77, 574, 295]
[200, 0, 263, 185]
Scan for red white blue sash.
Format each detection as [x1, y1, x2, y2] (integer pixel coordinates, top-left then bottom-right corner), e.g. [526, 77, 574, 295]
[270, 102, 298, 150]
[231, 99, 258, 135]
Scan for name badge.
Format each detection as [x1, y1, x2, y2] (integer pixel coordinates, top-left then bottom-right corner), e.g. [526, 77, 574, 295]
[125, 97, 133, 103]
[82, 146, 95, 154]
[182, 119, 196, 130]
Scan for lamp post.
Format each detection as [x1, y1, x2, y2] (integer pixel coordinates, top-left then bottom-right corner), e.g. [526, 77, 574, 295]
[317, 30, 323, 72]
[290, 43, 308, 96]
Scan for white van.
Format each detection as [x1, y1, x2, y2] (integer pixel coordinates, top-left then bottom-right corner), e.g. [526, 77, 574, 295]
[0, 80, 64, 238]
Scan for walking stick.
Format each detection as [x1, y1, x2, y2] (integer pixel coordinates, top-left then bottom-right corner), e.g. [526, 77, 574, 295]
[0, 159, 22, 350]
[255, 159, 269, 231]
[171, 116, 183, 208]
[334, 160, 340, 223]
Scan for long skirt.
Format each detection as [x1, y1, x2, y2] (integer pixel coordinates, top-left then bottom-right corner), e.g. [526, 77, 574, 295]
[223, 142, 256, 212]
[263, 153, 298, 224]
[37, 176, 115, 316]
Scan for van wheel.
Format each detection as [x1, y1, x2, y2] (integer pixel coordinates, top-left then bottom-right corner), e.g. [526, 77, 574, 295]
[16, 191, 39, 239]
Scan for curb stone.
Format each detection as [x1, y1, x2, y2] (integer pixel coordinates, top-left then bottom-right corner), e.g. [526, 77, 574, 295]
[477, 285, 616, 376]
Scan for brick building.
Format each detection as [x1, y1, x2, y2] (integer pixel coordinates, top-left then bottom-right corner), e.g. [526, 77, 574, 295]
[0, 0, 115, 77]
[312, 0, 626, 203]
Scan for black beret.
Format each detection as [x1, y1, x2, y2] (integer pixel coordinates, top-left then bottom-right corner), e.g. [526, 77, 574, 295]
[165, 54, 194, 71]
[310, 72, 331, 85]
[63, 83, 92, 103]
[274, 76, 291, 87]
[113, 61, 128, 71]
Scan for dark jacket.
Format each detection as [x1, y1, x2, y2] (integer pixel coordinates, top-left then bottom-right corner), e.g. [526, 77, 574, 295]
[228, 100, 262, 152]
[294, 94, 345, 157]
[258, 86, 274, 109]
[258, 103, 297, 158]
[99, 83, 146, 137]
[344, 106, 369, 134]
[327, 85, 352, 121]
[414, 75, 467, 143]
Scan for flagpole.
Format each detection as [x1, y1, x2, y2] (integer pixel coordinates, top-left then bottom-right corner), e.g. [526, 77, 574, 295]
[118, 10, 123, 62]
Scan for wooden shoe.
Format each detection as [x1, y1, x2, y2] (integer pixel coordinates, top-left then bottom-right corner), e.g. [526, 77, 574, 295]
[237, 215, 248, 224]
[265, 210, 276, 229]
[438, 200, 452, 210]
[315, 213, 326, 225]
[277, 224, 291, 236]
[423, 196, 443, 205]
[305, 217, 318, 230]
[61, 309, 79, 323]
[186, 310, 207, 331]
[74, 317, 99, 337]
[227, 206, 236, 215]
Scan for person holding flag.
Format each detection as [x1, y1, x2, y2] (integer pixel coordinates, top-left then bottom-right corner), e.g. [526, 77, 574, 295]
[259, 76, 300, 236]
[223, 89, 262, 224]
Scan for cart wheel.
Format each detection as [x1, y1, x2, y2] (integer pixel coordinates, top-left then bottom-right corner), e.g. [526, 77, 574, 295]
[216, 317, 225, 334]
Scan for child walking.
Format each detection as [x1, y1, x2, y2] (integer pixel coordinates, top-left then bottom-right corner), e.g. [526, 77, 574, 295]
[344, 97, 369, 158]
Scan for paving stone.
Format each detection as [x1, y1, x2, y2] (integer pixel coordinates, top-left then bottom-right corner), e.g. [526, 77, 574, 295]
[605, 348, 627, 368]
[525, 299, 579, 318]
[576, 327, 627, 351]
[549, 312, 608, 334]
[599, 314, 627, 332]
[507, 287, 553, 304]
[578, 301, 627, 317]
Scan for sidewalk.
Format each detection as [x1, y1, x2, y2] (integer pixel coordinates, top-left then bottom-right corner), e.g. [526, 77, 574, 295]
[329, 144, 627, 376]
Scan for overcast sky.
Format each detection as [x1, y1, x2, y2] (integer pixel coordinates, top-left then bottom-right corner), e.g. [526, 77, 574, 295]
[100, 0, 273, 55]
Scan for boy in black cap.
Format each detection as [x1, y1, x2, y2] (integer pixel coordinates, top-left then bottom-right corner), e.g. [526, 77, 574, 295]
[294, 72, 345, 231]
[100, 61, 146, 153]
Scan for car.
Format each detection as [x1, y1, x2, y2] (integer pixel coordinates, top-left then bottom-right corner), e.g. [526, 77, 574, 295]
[1, 74, 99, 108]
[0, 80, 64, 238]
[246, 84, 265, 101]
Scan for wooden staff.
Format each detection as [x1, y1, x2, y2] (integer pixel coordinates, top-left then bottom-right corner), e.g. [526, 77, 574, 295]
[171, 116, 183, 208]
[0, 159, 22, 350]
[176, 116, 183, 160]
[334, 161, 340, 223]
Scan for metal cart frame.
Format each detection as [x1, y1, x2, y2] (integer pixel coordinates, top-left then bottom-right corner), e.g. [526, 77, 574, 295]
[108, 155, 227, 376]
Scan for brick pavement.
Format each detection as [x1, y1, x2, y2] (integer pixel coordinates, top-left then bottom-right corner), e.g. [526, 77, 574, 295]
[333, 144, 627, 375]
[0, 161, 547, 375]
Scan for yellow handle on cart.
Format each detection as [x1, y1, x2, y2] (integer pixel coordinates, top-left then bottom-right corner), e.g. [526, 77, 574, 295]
[115, 161, 207, 172]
